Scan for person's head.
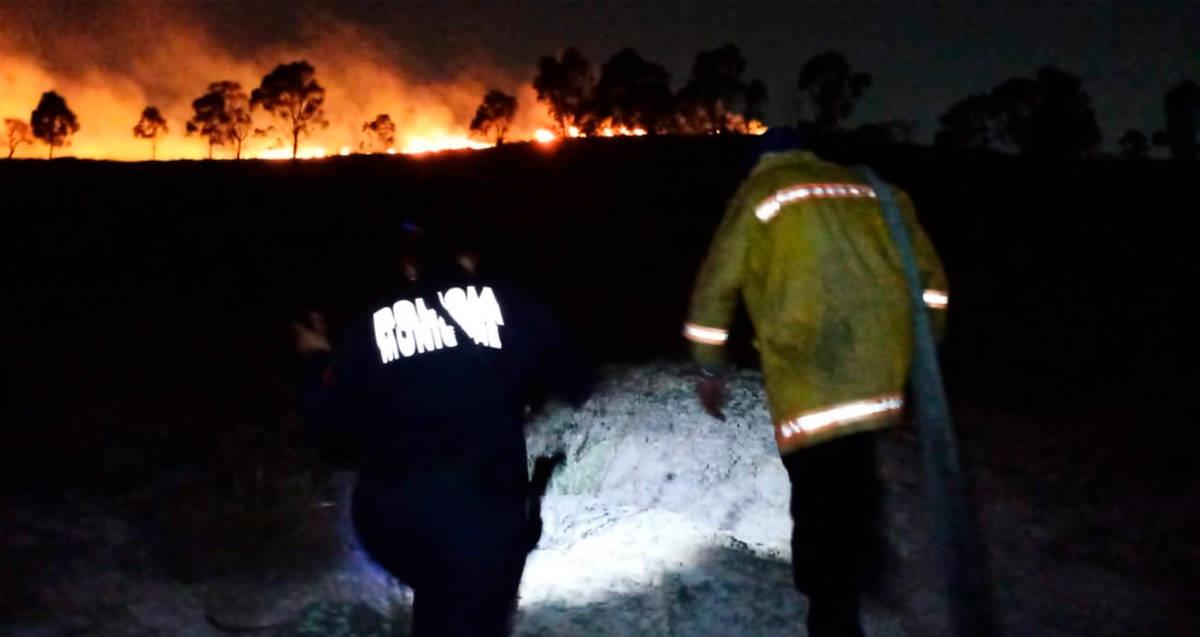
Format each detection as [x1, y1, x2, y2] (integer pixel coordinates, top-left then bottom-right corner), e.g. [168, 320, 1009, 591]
[741, 126, 808, 179]
[756, 126, 807, 156]
[396, 221, 480, 282]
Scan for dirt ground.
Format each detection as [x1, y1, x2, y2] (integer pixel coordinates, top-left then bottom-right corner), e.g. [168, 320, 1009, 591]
[2, 365, 1195, 637]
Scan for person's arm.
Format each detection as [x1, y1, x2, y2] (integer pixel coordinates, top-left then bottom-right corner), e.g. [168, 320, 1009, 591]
[684, 182, 757, 373]
[295, 314, 371, 463]
[520, 290, 593, 409]
[897, 190, 950, 340]
[684, 182, 758, 420]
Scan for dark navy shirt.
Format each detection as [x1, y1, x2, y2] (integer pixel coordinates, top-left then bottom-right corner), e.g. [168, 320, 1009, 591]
[300, 270, 591, 488]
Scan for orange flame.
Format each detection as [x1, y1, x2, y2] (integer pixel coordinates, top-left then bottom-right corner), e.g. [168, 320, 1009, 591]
[402, 135, 493, 155]
[0, 8, 767, 161]
[0, 10, 558, 161]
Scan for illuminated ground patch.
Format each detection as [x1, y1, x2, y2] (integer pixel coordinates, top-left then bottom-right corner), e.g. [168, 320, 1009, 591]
[310, 363, 811, 635]
[512, 363, 805, 634]
[293, 363, 1184, 636]
[515, 500, 805, 636]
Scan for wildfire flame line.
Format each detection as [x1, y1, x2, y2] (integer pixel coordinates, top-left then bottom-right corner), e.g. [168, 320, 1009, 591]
[0, 8, 765, 161]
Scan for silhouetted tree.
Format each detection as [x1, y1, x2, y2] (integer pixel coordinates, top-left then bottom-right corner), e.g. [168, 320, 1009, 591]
[796, 51, 871, 134]
[675, 44, 768, 133]
[30, 91, 79, 159]
[132, 106, 168, 160]
[533, 48, 594, 135]
[987, 77, 1038, 151]
[5, 118, 33, 159]
[1119, 129, 1150, 159]
[591, 48, 674, 133]
[1027, 67, 1101, 156]
[1153, 80, 1199, 160]
[935, 94, 997, 150]
[186, 81, 253, 159]
[469, 90, 518, 144]
[937, 67, 1101, 157]
[994, 67, 1101, 157]
[251, 61, 328, 159]
[361, 113, 396, 152]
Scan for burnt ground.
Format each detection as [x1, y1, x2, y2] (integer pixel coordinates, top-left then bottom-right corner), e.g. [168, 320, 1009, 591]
[1, 136, 1197, 635]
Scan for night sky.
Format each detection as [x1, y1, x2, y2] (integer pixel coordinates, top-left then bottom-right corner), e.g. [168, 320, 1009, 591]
[3, 0, 1198, 148]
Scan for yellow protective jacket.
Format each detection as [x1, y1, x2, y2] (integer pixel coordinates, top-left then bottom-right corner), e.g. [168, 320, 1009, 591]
[685, 150, 948, 455]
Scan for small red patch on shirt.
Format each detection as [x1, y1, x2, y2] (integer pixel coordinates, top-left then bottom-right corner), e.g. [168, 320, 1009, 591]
[321, 367, 334, 386]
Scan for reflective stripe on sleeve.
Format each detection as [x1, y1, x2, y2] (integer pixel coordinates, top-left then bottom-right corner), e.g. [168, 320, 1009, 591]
[754, 182, 878, 222]
[776, 393, 904, 441]
[922, 289, 949, 309]
[683, 323, 730, 346]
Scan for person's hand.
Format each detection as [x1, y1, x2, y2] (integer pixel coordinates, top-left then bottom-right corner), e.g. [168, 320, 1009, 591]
[293, 311, 331, 354]
[696, 374, 727, 421]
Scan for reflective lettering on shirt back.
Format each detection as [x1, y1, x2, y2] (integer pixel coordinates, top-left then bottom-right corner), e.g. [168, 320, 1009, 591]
[373, 285, 505, 364]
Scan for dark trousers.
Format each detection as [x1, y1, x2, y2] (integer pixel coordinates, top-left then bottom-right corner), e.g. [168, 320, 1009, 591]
[351, 474, 529, 637]
[783, 431, 887, 637]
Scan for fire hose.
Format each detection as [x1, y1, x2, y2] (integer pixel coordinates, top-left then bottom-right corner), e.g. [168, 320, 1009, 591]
[858, 166, 997, 637]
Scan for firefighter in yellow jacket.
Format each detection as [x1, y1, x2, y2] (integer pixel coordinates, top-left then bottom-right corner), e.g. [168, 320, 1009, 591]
[685, 127, 948, 637]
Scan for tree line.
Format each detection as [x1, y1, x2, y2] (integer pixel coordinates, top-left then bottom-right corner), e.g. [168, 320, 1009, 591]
[4, 60, 331, 160]
[466, 44, 771, 144]
[473, 45, 1197, 159]
[4, 45, 1198, 159]
[936, 67, 1199, 160]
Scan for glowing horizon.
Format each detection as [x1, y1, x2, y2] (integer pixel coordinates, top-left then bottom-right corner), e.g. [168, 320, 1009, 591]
[0, 10, 764, 162]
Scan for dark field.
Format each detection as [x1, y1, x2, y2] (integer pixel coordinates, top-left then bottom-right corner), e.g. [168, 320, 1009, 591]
[6, 136, 1193, 398]
[2, 137, 1197, 634]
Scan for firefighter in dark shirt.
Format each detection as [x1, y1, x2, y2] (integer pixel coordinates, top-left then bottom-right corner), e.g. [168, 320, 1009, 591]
[295, 228, 591, 636]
